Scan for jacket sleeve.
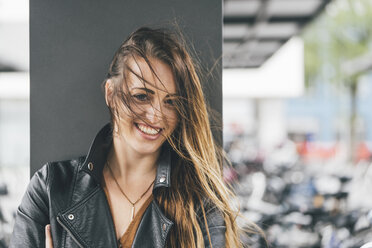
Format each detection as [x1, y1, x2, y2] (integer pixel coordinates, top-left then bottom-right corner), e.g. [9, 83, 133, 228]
[197, 199, 226, 248]
[9, 163, 50, 248]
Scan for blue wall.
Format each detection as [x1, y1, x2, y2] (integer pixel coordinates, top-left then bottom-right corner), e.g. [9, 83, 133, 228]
[286, 73, 372, 142]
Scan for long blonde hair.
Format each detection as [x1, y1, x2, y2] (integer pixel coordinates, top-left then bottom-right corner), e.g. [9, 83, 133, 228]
[103, 26, 245, 247]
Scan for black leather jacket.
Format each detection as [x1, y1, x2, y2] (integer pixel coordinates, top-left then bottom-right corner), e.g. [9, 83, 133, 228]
[10, 123, 226, 248]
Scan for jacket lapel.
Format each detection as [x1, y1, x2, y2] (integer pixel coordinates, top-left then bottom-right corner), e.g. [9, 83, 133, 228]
[132, 201, 173, 248]
[57, 185, 118, 248]
[56, 123, 174, 248]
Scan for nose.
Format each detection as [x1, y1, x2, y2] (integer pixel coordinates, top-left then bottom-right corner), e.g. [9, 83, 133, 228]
[145, 102, 162, 124]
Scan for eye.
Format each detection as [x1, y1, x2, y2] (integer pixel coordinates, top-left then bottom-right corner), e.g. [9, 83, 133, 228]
[133, 94, 149, 102]
[164, 99, 174, 106]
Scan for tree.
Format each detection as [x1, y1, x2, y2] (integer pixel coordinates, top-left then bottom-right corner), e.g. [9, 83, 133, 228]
[302, 0, 372, 161]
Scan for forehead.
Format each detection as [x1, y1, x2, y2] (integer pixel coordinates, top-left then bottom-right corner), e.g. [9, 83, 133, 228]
[126, 56, 177, 94]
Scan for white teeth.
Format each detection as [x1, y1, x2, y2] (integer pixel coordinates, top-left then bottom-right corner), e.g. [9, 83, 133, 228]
[137, 123, 161, 135]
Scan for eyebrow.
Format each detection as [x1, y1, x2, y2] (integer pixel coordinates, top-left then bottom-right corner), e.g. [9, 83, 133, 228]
[132, 87, 155, 94]
[131, 87, 179, 97]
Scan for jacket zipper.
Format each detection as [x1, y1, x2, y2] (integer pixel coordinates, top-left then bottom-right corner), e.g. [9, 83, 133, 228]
[56, 215, 85, 248]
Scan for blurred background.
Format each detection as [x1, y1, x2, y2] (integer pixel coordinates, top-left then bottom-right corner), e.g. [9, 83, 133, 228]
[1, 0, 372, 247]
[0, 0, 29, 247]
[223, 0, 372, 247]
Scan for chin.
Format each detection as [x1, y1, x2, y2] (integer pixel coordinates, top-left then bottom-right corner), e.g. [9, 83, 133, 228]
[133, 142, 164, 155]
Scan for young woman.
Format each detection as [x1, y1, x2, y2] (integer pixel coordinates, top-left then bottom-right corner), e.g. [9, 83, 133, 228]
[10, 27, 243, 248]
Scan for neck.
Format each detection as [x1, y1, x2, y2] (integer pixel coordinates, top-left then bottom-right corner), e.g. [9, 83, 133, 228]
[107, 136, 160, 183]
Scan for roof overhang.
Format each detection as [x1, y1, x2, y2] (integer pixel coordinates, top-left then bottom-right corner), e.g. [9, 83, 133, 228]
[223, 0, 332, 68]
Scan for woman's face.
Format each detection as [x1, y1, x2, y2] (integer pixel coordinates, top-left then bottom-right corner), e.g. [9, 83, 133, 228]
[106, 57, 179, 156]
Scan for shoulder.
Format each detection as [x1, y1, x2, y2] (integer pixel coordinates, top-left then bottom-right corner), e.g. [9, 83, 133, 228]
[15, 156, 86, 224]
[26, 156, 86, 204]
[24, 156, 88, 212]
[31, 156, 85, 185]
[10, 156, 87, 247]
[46, 156, 86, 184]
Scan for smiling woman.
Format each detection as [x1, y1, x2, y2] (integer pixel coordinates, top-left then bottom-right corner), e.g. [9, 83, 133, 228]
[105, 56, 179, 156]
[10, 27, 245, 248]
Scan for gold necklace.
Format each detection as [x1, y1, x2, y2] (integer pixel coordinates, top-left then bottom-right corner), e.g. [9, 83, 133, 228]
[106, 161, 155, 221]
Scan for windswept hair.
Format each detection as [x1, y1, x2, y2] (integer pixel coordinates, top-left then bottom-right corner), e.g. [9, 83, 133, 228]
[102, 26, 253, 247]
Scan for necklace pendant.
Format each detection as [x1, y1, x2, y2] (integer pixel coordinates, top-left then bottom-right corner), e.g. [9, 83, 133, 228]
[131, 205, 135, 221]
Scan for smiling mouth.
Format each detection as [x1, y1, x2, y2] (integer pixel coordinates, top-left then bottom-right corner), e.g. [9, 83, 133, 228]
[135, 123, 163, 136]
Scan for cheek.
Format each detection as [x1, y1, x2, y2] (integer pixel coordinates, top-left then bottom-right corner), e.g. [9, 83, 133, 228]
[119, 103, 145, 121]
[164, 109, 178, 124]
[168, 114, 179, 131]
[116, 110, 135, 128]
[129, 102, 143, 113]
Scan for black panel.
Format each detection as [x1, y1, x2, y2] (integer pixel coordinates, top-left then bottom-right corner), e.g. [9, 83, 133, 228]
[30, 0, 222, 175]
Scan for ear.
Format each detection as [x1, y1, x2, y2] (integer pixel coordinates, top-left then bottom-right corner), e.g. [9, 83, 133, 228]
[105, 79, 113, 107]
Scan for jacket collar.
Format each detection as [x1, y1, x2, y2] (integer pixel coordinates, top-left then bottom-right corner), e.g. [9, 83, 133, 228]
[80, 122, 171, 190]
